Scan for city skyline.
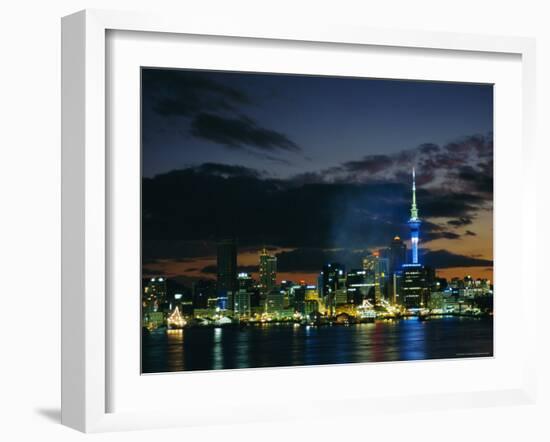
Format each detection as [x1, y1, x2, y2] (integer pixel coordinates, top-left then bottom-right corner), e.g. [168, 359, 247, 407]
[141, 68, 494, 373]
[142, 68, 493, 290]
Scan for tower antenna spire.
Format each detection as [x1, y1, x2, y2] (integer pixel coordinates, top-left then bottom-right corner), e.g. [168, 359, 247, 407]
[410, 167, 418, 220]
[408, 167, 421, 264]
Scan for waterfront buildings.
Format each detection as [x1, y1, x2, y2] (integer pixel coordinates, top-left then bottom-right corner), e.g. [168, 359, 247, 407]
[141, 169, 493, 325]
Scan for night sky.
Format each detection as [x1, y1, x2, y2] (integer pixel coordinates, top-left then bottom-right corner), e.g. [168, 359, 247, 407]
[141, 68, 493, 286]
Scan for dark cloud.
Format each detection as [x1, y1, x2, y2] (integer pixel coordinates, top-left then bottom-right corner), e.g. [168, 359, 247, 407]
[343, 154, 393, 174]
[142, 265, 160, 276]
[143, 164, 479, 253]
[143, 69, 251, 117]
[453, 163, 493, 194]
[273, 248, 492, 273]
[194, 163, 263, 179]
[422, 249, 492, 268]
[190, 113, 300, 153]
[142, 68, 300, 158]
[321, 134, 493, 205]
[447, 217, 473, 227]
[418, 143, 440, 155]
[276, 248, 369, 273]
[465, 230, 477, 236]
[142, 239, 215, 261]
[423, 231, 461, 241]
[420, 191, 485, 218]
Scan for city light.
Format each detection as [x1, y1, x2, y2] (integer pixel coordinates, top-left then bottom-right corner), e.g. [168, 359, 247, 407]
[141, 168, 493, 333]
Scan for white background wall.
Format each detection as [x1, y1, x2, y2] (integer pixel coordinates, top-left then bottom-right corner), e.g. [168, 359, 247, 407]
[0, 1, 548, 440]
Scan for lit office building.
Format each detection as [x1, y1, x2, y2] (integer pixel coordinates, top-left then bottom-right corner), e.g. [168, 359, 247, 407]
[304, 299, 320, 317]
[321, 263, 346, 315]
[304, 285, 319, 301]
[279, 280, 296, 308]
[266, 290, 285, 315]
[259, 247, 277, 295]
[401, 263, 430, 309]
[234, 291, 251, 317]
[389, 272, 402, 305]
[346, 269, 369, 305]
[334, 288, 348, 305]
[291, 284, 306, 313]
[362, 253, 388, 304]
[143, 276, 167, 313]
[234, 273, 254, 317]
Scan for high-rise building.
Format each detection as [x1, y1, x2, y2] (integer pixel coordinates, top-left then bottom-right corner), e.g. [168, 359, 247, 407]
[304, 299, 320, 317]
[408, 168, 422, 264]
[390, 272, 402, 305]
[235, 273, 253, 318]
[259, 247, 277, 295]
[321, 263, 346, 315]
[291, 284, 306, 313]
[266, 290, 285, 315]
[233, 273, 254, 318]
[362, 253, 388, 304]
[192, 279, 216, 309]
[237, 272, 255, 291]
[216, 239, 237, 310]
[143, 276, 167, 313]
[401, 263, 430, 309]
[389, 235, 407, 273]
[346, 269, 369, 305]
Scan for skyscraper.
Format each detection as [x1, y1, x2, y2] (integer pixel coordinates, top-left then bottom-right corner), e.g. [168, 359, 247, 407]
[143, 277, 167, 313]
[216, 239, 237, 310]
[362, 253, 388, 304]
[401, 264, 430, 309]
[346, 269, 369, 305]
[389, 235, 407, 273]
[235, 273, 253, 317]
[322, 263, 346, 315]
[259, 247, 277, 295]
[408, 168, 421, 264]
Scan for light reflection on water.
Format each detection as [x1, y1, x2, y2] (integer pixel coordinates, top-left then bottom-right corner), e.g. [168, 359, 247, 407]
[142, 317, 493, 373]
[212, 327, 223, 370]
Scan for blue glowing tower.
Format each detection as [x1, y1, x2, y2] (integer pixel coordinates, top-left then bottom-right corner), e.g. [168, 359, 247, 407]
[408, 168, 421, 264]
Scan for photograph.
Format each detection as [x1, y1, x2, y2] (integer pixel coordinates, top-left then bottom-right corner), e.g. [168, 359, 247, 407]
[140, 68, 494, 373]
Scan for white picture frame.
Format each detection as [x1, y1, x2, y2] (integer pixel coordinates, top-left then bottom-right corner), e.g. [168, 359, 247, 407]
[61, 9, 537, 433]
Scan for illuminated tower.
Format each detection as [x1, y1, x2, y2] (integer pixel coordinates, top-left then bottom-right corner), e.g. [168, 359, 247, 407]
[408, 168, 421, 264]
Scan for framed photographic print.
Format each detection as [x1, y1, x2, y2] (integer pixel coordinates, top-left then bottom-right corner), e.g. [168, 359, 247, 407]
[140, 68, 494, 374]
[61, 9, 537, 432]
